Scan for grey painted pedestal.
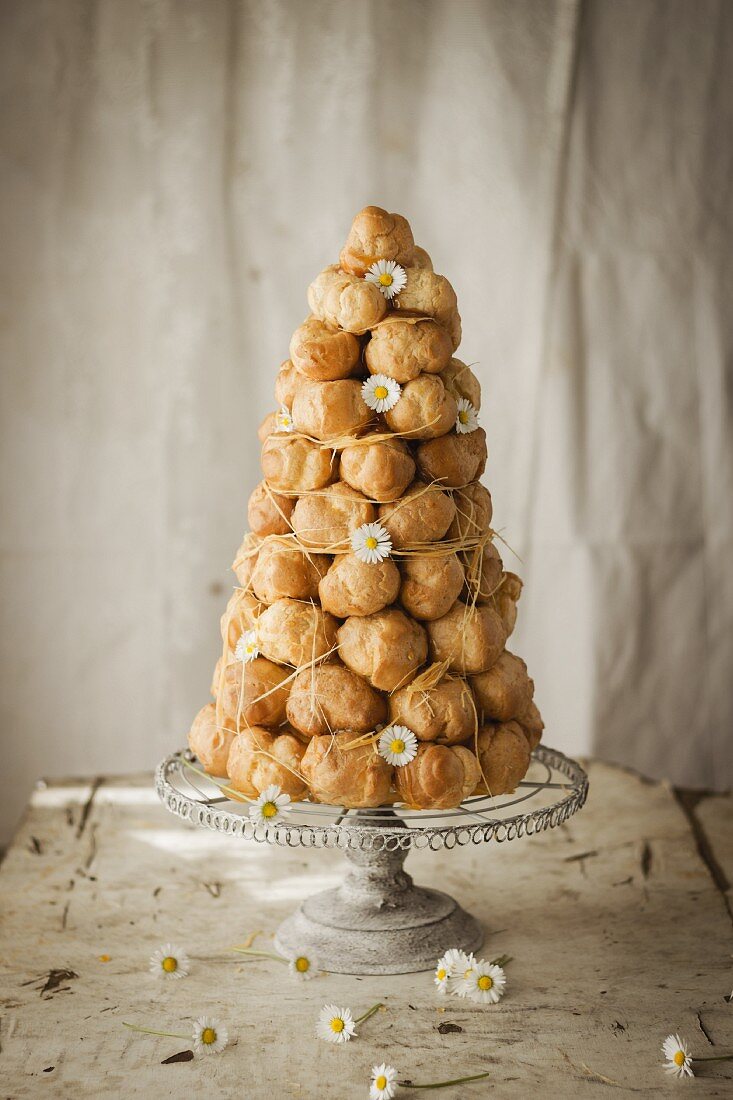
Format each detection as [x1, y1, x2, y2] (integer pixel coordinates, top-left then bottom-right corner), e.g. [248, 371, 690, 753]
[274, 812, 483, 974]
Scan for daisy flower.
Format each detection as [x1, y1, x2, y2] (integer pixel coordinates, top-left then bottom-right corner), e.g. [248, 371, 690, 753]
[365, 260, 407, 300]
[192, 1016, 228, 1056]
[362, 373, 402, 413]
[370, 1063, 398, 1100]
[234, 629, 259, 663]
[447, 951, 477, 997]
[434, 959, 450, 995]
[351, 521, 393, 565]
[316, 1004, 356, 1044]
[378, 725, 418, 767]
[464, 960, 506, 1004]
[288, 953, 318, 981]
[662, 1034, 694, 1078]
[455, 398, 479, 434]
[149, 943, 190, 980]
[275, 405, 295, 432]
[249, 784, 291, 827]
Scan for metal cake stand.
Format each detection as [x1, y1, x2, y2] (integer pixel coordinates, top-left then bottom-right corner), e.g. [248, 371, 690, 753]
[155, 745, 588, 975]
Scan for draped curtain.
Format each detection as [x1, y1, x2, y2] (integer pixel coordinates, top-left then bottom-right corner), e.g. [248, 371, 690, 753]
[1, 0, 731, 843]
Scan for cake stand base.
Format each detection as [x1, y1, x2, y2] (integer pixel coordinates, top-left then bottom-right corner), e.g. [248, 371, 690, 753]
[274, 811, 483, 975]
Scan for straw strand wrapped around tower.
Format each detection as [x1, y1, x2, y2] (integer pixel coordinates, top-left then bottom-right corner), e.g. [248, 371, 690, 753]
[188, 206, 544, 812]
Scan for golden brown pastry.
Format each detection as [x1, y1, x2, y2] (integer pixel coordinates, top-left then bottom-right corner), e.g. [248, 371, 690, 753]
[247, 480, 295, 537]
[301, 732, 393, 807]
[517, 699, 544, 750]
[231, 533, 260, 589]
[475, 722, 531, 795]
[261, 433, 337, 493]
[227, 727, 307, 800]
[395, 269, 460, 349]
[210, 656, 225, 698]
[188, 703, 237, 777]
[378, 481, 456, 548]
[251, 541, 330, 604]
[416, 427, 487, 488]
[471, 651, 534, 722]
[274, 360, 303, 408]
[493, 572, 523, 636]
[307, 265, 387, 332]
[394, 743, 480, 809]
[384, 374, 457, 440]
[427, 602, 507, 675]
[220, 586, 264, 649]
[389, 676, 476, 744]
[289, 316, 361, 382]
[218, 656, 291, 728]
[462, 541, 504, 604]
[338, 608, 428, 691]
[257, 598, 338, 667]
[292, 378, 372, 441]
[286, 662, 387, 737]
[365, 318, 452, 382]
[258, 411, 277, 443]
[339, 205, 415, 276]
[339, 435, 415, 502]
[291, 482, 375, 550]
[440, 358, 481, 409]
[447, 481, 493, 541]
[411, 245, 433, 270]
[319, 552, 400, 617]
[398, 553, 465, 620]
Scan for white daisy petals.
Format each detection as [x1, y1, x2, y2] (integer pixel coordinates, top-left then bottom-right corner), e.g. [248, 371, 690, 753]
[464, 960, 506, 1004]
[234, 629, 259, 663]
[351, 521, 393, 564]
[192, 1015, 228, 1055]
[275, 405, 295, 432]
[249, 784, 291, 827]
[362, 373, 402, 413]
[288, 953, 318, 981]
[378, 725, 418, 767]
[149, 943, 190, 980]
[447, 951, 478, 997]
[316, 1004, 356, 1044]
[662, 1034, 694, 1078]
[370, 1063, 398, 1100]
[364, 260, 407, 300]
[455, 397, 479, 434]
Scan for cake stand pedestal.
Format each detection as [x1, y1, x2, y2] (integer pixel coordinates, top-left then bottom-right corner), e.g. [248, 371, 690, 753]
[155, 746, 588, 975]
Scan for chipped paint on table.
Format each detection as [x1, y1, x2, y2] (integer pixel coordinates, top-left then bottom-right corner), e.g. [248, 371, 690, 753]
[0, 762, 731, 1097]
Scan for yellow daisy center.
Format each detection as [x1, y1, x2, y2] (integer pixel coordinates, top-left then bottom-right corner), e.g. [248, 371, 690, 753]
[376, 1076, 388, 1089]
[330, 1017, 345, 1033]
[378, 273, 393, 287]
[390, 738, 406, 754]
[365, 536, 378, 549]
[374, 385, 389, 399]
[295, 956, 310, 972]
[477, 974, 493, 991]
[459, 410, 469, 423]
[464, 967, 474, 979]
[673, 1051, 685, 1066]
[161, 956, 177, 973]
[202, 1027, 217, 1045]
[262, 801, 278, 818]
[436, 968, 447, 980]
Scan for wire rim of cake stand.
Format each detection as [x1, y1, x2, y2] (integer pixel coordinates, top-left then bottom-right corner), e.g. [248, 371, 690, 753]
[155, 745, 589, 851]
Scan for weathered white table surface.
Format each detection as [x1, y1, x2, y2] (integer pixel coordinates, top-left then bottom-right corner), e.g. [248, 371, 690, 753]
[1, 761, 731, 1099]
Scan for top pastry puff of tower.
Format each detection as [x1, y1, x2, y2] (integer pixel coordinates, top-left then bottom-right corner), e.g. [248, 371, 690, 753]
[188, 206, 544, 813]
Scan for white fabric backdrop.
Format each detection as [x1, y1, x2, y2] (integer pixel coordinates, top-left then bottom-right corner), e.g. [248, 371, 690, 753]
[1, 0, 732, 843]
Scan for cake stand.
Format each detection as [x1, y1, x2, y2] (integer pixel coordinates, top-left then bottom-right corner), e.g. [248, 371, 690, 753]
[155, 745, 588, 975]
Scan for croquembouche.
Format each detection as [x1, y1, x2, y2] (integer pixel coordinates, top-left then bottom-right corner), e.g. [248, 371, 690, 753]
[187, 206, 543, 812]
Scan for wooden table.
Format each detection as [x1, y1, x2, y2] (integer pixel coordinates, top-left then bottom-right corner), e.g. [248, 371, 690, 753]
[1, 761, 731, 1098]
